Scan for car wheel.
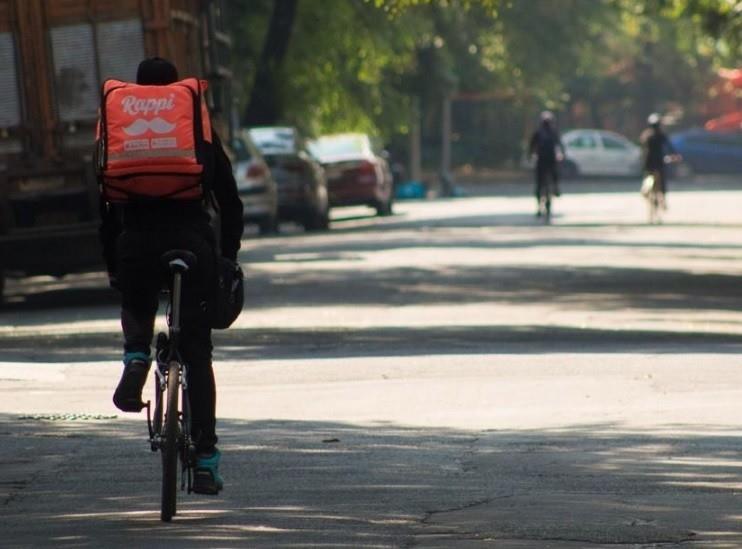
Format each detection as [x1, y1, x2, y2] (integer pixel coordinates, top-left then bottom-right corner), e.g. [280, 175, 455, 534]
[304, 206, 330, 232]
[375, 197, 393, 217]
[561, 160, 579, 180]
[258, 215, 279, 235]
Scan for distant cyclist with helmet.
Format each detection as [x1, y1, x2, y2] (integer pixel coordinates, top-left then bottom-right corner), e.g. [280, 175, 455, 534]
[529, 111, 565, 217]
[640, 113, 679, 212]
[99, 57, 244, 495]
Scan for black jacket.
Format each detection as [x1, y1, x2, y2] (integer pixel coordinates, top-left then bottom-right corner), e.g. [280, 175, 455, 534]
[529, 124, 564, 165]
[640, 127, 675, 171]
[98, 132, 244, 276]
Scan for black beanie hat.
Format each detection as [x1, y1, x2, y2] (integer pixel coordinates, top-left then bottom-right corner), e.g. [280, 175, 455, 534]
[136, 57, 179, 85]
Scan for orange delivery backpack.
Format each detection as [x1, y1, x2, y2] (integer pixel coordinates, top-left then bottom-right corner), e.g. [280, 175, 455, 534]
[96, 77, 212, 202]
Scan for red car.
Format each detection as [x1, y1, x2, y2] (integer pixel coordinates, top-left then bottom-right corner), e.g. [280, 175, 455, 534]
[308, 133, 393, 216]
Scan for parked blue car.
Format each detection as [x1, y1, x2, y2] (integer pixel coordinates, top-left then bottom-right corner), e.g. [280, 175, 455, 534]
[670, 129, 742, 175]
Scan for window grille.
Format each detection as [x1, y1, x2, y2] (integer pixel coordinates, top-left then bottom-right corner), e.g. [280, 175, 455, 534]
[0, 32, 21, 128]
[50, 24, 98, 122]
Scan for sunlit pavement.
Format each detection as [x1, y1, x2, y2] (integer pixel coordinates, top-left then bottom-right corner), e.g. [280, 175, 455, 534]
[2, 176, 742, 547]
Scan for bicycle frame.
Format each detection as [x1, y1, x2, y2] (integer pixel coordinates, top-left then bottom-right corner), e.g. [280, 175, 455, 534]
[145, 267, 197, 515]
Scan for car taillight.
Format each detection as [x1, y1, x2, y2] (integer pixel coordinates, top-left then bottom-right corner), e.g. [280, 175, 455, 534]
[247, 162, 267, 178]
[356, 160, 376, 183]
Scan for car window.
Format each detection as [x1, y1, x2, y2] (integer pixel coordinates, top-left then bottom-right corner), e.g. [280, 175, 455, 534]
[566, 134, 597, 149]
[230, 137, 252, 162]
[249, 127, 297, 155]
[602, 135, 628, 150]
[309, 134, 370, 158]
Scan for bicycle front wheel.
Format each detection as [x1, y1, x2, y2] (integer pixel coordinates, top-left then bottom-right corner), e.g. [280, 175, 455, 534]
[161, 361, 180, 522]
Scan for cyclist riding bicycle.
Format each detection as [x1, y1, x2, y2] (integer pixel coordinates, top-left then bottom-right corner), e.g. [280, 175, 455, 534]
[529, 111, 565, 216]
[639, 113, 679, 211]
[99, 58, 244, 495]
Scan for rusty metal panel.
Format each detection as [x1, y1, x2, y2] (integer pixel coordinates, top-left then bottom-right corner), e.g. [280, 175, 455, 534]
[45, 0, 89, 23]
[14, 0, 56, 158]
[92, 0, 140, 20]
[170, 18, 203, 78]
[170, 0, 200, 13]
[0, 1, 12, 32]
[46, 0, 140, 23]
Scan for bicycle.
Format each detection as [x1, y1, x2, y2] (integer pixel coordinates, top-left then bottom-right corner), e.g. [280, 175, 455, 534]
[145, 249, 198, 522]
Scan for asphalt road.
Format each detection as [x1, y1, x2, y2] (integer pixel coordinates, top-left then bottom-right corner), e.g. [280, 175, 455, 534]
[2, 176, 742, 548]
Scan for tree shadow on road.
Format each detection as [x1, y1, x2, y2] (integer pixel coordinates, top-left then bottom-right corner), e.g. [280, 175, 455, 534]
[242, 262, 742, 312]
[3, 414, 742, 547]
[2, 324, 741, 364]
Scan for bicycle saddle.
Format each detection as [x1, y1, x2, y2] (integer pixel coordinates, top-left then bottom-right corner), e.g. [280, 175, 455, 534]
[161, 249, 197, 273]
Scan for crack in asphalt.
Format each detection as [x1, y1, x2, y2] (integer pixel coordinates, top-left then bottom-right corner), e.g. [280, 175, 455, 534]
[406, 432, 702, 547]
[2, 426, 85, 507]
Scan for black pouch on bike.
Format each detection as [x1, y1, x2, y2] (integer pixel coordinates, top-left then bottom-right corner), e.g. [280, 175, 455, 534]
[209, 257, 244, 330]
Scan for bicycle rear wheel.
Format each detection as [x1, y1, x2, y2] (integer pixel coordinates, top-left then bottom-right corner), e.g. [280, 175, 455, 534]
[161, 361, 180, 522]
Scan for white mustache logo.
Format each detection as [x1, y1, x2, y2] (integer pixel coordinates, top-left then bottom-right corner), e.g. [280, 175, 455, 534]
[122, 118, 176, 136]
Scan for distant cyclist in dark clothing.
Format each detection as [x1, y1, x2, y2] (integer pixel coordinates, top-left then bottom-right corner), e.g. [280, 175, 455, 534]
[640, 113, 678, 204]
[99, 58, 243, 494]
[529, 111, 565, 214]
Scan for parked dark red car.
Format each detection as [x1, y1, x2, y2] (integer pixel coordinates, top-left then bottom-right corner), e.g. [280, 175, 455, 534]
[308, 133, 393, 216]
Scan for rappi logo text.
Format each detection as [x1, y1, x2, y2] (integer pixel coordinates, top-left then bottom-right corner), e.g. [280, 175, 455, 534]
[121, 94, 176, 116]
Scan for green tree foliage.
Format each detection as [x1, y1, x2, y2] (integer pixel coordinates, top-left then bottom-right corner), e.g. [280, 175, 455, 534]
[227, 0, 739, 165]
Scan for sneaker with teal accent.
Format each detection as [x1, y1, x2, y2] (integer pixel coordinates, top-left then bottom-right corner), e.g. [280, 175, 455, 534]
[192, 449, 224, 495]
[112, 353, 151, 412]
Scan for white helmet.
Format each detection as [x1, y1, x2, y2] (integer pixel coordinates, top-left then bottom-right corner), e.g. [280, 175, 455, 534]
[540, 110, 555, 122]
[647, 113, 661, 126]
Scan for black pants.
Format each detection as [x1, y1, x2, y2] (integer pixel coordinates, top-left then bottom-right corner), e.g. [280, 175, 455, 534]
[117, 224, 218, 452]
[535, 160, 559, 200]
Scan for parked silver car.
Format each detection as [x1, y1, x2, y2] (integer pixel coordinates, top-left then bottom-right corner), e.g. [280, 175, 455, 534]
[230, 133, 279, 234]
[561, 129, 642, 177]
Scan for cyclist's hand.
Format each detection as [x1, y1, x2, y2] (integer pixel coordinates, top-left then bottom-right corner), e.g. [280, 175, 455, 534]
[664, 154, 682, 164]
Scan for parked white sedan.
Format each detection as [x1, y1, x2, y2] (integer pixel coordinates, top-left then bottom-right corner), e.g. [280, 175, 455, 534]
[561, 129, 642, 177]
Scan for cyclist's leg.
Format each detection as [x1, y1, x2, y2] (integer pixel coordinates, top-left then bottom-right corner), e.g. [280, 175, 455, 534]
[114, 230, 159, 411]
[657, 166, 668, 209]
[544, 168, 552, 217]
[166, 227, 218, 450]
[551, 162, 561, 196]
[181, 320, 217, 454]
[535, 162, 546, 214]
[162, 226, 223, 492]
[534, 165, 541, 200]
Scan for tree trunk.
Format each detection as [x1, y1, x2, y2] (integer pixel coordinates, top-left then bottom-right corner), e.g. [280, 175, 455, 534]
[243, 0, 298, 127]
